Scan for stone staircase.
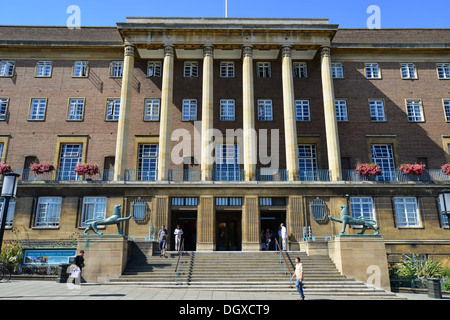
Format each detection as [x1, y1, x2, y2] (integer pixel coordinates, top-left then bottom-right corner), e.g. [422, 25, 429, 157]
[108, 242, 400, 298]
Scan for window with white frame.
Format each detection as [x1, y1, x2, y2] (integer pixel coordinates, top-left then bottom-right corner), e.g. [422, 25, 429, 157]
[35, 61, 52, 77]
[58, 144, 83, 181]
[298, 144, 318, 181]
[73, 61, 88, 77]
[256, 62, 271, 78]
[335, 100, 348, 121]
[400, 63, 416, 79]
[34, 197, 62, 227]
[295, 100, 310, 121]
[0, 60, 15, 77]
[80, 197, 107, 227]
[29, 98, 47, 120]
[109, 61, 123, 77]
[394, 197, 421, 227]
[437, 63, 450, 79]
[0, 198, 16, 228]
[369, 100, 386, 121]
[220, 99, 235, 121]
[293, 62, 307, 78]
[0, 98, 8, 121]
[365, 63, 380, 79]
[444, 100, 450, 122]
[184, 61, 198, 77]
[220, 61, 235, 78]
[144, 99, 160, 121]
[138, 144, 158, 181]
[0, 144, 3, 161]
[331, 62, 344, 78]
[438, 197, 449, 227]
[350, 197, 376, 222]
[371, 144, 395, 181]
[67, 98, 85, 121]
[257, 99, 273, 121]
[106, 98, 120, 121]
[147, 61, 162, 77]
[406, 99, 424, 122]
[182, 99, 197, 121]
[216, 144, 240, 181]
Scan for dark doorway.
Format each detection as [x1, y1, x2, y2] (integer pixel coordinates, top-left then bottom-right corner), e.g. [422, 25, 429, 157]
[170, 211, 197, 251]
[260, 211, 286, 251]
[216, 211, 242, 251]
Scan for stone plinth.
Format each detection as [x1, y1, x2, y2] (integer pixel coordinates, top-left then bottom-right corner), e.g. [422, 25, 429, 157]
[300, 240, 329, 256]
[328, 236, 390, 291]
[77, 235, 129, 283]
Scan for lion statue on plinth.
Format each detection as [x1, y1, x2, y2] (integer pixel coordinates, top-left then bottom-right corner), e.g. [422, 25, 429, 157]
[328, 204, 380, 236]
[83, 204, 132, 236]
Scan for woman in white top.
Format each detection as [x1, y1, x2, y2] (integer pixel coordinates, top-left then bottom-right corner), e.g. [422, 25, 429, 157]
[174, 225, 184, 251]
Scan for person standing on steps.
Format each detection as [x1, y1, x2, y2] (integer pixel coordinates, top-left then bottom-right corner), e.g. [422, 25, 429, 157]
[158, 225, 168, 258]
[280, 223, 287, 251]
[290, 257, 305, 300]
[174, 224, 184, 251]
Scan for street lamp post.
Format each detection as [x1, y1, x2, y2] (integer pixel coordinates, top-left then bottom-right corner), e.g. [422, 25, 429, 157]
[438, 190, 450, 222]
[0, 172, 20, 253]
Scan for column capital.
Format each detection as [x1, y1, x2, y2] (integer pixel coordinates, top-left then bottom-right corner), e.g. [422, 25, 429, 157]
[281, 45, 292, 58]
[164, 44, 174, 57]
[242, 45, 253, 58]
[320, 46, 331, 59]
[203, 45, 214, 57]
[124, 44, 135, 57]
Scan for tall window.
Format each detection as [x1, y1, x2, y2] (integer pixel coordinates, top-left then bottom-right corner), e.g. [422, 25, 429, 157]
[257, 99, 273, 121]
[0, 60, 15, 77]
[335, 100, 348, 121]
[295, 100, 310, 121]
[106, 99, 120, 121]
[109, 61, 123, 77]
[220, 62, 235, 78]
[406, 99, 424, 122]
[369, 100, 386, 121]
[147, 61, 162, 77]
[34, 197, 62, 227]
[365, 63, 380, 79]
[144, 99, 160, 121]
[298, 144, 317, 181]
[35, 61, 52, 77]
[0, 98, 8, 121]
[182, 99, 197, 121]
[371, 144, 395, 181]
[256, 62, 271, 78]
[331, 62, 344, 78]
[293, 62, 307, 78]
[394, 197, 420, 227]
[58, 144, 83, 181]
[444, 100, 450, 122]
[350, 197, 376, 222]
[220, 99, 235, 121]
[437, 63, 450, 79]
[73, 61, 88, 77]
[400, 63, 416, 79]
[0, 198, 16, 228]
[216, 144, 240, 181]
[138, 144, 158, 181]
[29, 98, 47, 120]
[0, 144, 4, 162]
[81, 197, 107, 227]
[67, 98, 85, 121]
[184, 62, 198, 77]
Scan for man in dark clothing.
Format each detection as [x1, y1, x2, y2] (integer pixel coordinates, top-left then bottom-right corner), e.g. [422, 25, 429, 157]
[75, 250, 85, 271]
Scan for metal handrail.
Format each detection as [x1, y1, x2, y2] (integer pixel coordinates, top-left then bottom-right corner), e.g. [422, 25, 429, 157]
[174, 237, 185, 284]
[274, 238, 293, 276]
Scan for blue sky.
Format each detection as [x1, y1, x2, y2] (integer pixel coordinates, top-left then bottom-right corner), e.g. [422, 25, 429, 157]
[1, 0, 448, 28]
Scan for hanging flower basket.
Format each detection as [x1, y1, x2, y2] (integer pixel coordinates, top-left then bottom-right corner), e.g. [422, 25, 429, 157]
[0, 164, 12, 175]
[355, 163, 382, 177]
[74, 163, 99, 176]
[399, 164, 425, 176]
[29, 163, 55, 175]
[441, 164, 450, 176]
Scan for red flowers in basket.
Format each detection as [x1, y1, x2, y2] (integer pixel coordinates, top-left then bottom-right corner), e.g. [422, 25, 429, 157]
[0, 164, 12, 175]
[399, 164, 425, 176]
[74, 163, 99, 176]
[355, 163, 382, 177]
[442, 164, 450, 175]
[30, 163, 55, 175]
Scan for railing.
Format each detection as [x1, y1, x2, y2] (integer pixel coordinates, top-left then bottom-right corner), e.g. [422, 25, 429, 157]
[298, 169, 331, 182]
[174, 238, 185, 285]
[343, 169, 450, 183]
[13, 169, 115, 182]
[274, 238, 293, 279]
[255, 169, 288, 181]
[168, 169, 201, 182]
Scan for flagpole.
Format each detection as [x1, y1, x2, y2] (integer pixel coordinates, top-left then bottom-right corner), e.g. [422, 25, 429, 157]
[225, 0, 228, 18]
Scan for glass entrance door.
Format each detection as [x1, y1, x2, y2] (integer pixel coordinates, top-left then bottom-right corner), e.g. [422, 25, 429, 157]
[216, 212, 241, 251]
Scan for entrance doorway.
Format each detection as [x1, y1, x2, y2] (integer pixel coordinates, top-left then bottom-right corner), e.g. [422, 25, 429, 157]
[216, 211, 242, 251]
[170, 211, 197, 251]
[260, 211, 286, 251]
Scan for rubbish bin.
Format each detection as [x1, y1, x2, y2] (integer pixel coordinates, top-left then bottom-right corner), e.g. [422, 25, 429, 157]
[56, 263, 70, 283]
[427, 278, 442, 299]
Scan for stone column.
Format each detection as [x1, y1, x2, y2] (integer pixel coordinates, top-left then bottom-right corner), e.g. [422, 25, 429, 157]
[114, 44, 134, 181]
[197, 196, 215, 251]
[201, 45, 214, 181]
[281, 46, 299, 181]
[242, 45, 256, 181]
[287, 195, 303, 251]
[321, 46, 342, 181]
[242, 196, 260, 251]
[158, 45, 174, 181]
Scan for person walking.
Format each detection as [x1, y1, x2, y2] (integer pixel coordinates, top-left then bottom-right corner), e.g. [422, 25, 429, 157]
[290, 257, 305, 300]
[72, 250, 84, 284]
[264, 229, 271, 251]
[158, 225, 168, 257]
[174, 224, 184, 251]
[280, 223, 287, 251]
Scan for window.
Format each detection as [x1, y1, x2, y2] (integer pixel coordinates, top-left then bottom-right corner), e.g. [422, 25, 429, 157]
[371, 144, 395, 181]
[216, 197, 242, 206]
[220, 62, 235, 78]
[171, 197, 198, 206]
[109, 61, 123, 77]
[29, 98, 47, 120]
[406, 100, 424, 122]
[258, 99, 273, 121]
[182, 99, 197, 121]
[106, 99, 120, 121]
[81, 197, 107, 227]
[67, 98, 85, 121]
[350, 197, 376, 223]
[295, 100, 310, 121]
[0, 198, 16, 228]
[293, 62, 307, 78]
[35, 61, 52, 77]
[369, 100, 386, 121]
[298, 144, 318, 181]
[73, 61, 88, 77]
[216, 144, 240, 181]
[58, 144, 83, 181]
[138, 144, 158, 181]
[0, 144, 3, 162]
[401, 63, 416, 79]
[444, 100, 450, 122]
[437, 63, 450, 79]
[147, 61, 162, 77]
[0, 98, 8, 120]
[144, 99, 160, 121]
[0, 60, 14, 77]
[34, 197, 62, 227]
[331, 62, 344, 78]
[184, 62, 198, 77]
[220, 99, 235, 121]
[335, 100, 348, 121]
[365, 63, 380, 79]
[256, 62, 271, 78]
[394, 197, 421, 227]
